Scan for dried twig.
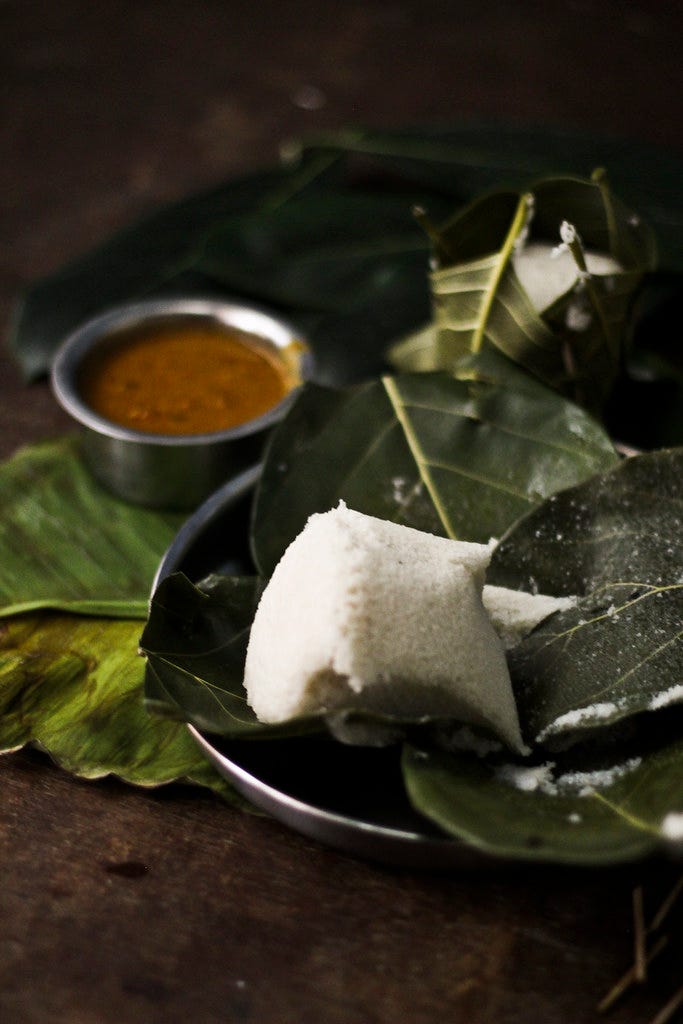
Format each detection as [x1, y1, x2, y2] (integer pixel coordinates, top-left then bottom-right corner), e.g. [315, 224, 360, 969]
[649, 876, 683, 934]
[648, 982, 683, 1024]
[597, 874, 683, 1016]
[597, 935, 669, 1013]
[633, 885, 647, 982]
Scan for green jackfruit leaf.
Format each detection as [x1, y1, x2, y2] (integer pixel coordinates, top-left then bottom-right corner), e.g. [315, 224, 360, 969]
[389, 172, 657, 414]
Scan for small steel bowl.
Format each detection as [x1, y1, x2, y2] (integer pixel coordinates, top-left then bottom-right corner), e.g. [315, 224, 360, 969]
[51, 297, 312, 510]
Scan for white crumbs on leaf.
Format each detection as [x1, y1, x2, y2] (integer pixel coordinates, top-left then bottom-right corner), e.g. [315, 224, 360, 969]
[649, 685, 683, 711]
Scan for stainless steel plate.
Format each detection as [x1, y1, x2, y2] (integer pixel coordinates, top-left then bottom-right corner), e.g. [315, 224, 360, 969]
[152, 468, 499, 868]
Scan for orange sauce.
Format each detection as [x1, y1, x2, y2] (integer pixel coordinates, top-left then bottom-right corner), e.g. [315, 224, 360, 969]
[79, 321, 299, 435]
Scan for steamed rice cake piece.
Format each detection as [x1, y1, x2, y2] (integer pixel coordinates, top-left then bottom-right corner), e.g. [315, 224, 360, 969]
[483, 585, 575, 649]
[244, 503, 525, 752]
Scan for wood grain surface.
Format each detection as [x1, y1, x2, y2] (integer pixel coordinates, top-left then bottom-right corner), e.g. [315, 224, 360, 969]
[2, 3, 682, 1022]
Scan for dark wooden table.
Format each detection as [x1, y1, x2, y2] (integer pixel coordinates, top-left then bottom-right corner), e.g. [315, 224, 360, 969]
[2, 3, 682, 1022]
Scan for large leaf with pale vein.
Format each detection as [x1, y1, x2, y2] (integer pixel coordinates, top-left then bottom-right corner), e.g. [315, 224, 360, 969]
[251, 370, 618, 577]
[488, 449, 683, 744]
[402, 735, 683, 865]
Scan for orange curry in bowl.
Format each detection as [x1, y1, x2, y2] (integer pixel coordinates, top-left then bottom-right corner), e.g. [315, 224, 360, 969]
[78, 319, 301, 436]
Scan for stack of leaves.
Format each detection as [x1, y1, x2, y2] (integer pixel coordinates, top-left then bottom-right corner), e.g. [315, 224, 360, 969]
[142, 363, 683, 865]
[389, 169, 657, 414]
[0, 440, 237, 800]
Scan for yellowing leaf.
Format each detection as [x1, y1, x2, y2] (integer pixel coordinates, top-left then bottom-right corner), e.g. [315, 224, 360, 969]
[0, 611, 237, 800]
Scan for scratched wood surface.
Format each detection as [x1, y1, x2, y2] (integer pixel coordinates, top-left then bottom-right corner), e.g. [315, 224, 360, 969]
[1, 3, 682, 1022]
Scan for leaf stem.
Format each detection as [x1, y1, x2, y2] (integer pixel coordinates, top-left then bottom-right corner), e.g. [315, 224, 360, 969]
[591, 166, 619, 260]
[263, 149, 344, 214]
[381, 376, 457, 539]
[289, 129, 538, 173]
[561, 221, 619, 363]
[412, 205, 455, 262]
[470, 192, 533, 353]
[591, 792, 662, 836]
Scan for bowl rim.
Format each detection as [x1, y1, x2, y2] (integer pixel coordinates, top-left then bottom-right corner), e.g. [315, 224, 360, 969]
[50, 296, 312, 447]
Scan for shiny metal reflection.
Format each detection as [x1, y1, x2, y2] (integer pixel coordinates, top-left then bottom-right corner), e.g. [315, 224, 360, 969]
[51, 297, 312, 509]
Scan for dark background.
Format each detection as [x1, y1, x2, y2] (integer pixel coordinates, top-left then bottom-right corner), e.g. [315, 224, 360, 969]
[2, 3, 683, 1022]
